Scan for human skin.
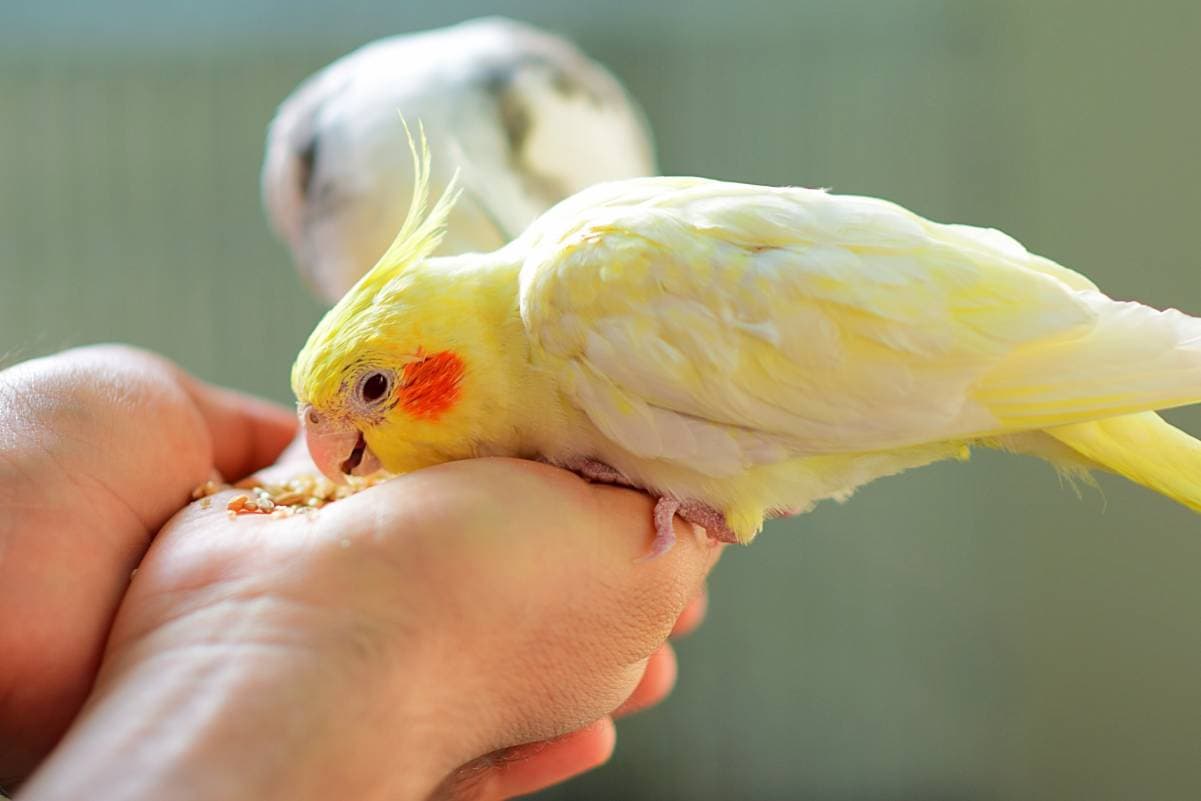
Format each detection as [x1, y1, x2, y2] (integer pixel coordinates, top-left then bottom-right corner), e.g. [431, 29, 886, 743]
[0, 346, 717, 800]
[0, 345, 298, 782]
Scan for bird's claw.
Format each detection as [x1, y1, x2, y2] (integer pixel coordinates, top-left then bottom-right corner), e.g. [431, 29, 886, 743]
[639, 496, 681, 562]
[559, 456, 738, 558]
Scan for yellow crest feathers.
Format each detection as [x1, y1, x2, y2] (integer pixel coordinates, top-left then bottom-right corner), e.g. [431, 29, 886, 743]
[291, 117, 461, 403]
[360, 117, 462, 290]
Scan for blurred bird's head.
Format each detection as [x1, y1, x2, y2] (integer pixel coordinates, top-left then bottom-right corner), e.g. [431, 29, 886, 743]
[291, 126, 507, 483]
[262, 17, 656, 304]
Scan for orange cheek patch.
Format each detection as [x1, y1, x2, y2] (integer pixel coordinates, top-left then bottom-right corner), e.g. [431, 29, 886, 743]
[399, 351, 465, 420]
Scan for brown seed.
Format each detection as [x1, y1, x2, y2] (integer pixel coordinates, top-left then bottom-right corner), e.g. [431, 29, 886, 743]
[191, 480, 222, 500]
[208, 472, 384, 518]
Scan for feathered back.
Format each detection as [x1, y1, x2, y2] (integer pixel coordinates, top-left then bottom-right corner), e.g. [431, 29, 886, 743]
[291, 119, 461, 403]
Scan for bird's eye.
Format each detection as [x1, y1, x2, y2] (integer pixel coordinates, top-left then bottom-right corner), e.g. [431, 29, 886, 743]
[359, 372, 391, 404]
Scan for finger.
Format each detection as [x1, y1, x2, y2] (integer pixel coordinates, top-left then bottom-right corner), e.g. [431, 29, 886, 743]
[613, 643, 677, 718]
[236, 433, 320, 488]
[588, 481, 722, 568]
[583, 483, 724, 639]
[443, 718, 616, 801]
[671, 589, 709, 638]
[183, 380, 298, 481]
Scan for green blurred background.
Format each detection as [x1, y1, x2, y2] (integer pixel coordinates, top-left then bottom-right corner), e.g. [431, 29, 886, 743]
[3, 1, 1201, 798]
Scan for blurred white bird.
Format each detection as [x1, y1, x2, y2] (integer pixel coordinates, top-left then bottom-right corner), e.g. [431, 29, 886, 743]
[262, 16, 657, 303]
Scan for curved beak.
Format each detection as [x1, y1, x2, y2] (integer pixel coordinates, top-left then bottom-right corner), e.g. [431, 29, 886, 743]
[300, 405, 382, 484]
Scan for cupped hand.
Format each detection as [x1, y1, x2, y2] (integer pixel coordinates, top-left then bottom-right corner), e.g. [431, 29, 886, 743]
[24, 458, 720, 801]
[0, 345, 296, 783]
[229, 442, 714, 801]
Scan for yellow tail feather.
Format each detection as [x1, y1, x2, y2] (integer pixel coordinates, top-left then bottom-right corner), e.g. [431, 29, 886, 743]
[1045, 412, 1201, 513]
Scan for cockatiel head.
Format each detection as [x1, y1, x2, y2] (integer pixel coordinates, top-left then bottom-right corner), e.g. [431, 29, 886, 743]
[291, 128, 517, 483]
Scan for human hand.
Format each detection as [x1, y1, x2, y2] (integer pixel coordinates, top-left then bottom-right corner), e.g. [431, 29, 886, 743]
[243, 436, 713, 799]
[223, 439, 715, 798]
[21, 458, 720, 801]
[0, 345, 296, 783]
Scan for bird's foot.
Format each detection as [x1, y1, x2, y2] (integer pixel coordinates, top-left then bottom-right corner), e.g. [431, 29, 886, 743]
[556, 456, 738, 557]
[647, 496, 681, 560]
[644, 497, 738, 561]
[676, 499, 740, 544]
[565, 457, 635, 487]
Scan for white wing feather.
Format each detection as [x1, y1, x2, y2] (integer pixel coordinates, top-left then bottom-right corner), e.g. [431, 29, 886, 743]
[519, 178, 1201, 476]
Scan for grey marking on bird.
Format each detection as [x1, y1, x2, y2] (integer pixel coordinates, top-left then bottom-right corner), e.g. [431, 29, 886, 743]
[548, 62, 600, 105]
[497, 90, 531, 160]
[480, 60, 533, 157]
[475, 60, 569, 208]
[297, 134, 319, 199]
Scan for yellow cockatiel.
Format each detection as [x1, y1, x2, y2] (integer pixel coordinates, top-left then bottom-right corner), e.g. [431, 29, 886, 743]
[293, 134, 1201, 554]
